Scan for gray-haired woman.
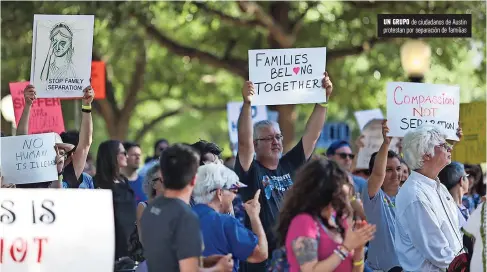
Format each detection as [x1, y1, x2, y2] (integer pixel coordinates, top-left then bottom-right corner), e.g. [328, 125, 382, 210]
[136, 163, 164, 240]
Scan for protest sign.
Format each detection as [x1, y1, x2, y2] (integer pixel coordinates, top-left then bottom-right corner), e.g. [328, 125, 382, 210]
[30, 15, 95, 98]
[452, 101, 486, 164]
[91, 61, 106, 100]
[317, 122, 350, 149]
[9, 81, 65, 134]
[355, 119, 400, 170]
[354, 109, 384, 131]
[227, 102, 268, 155]
[386, 82, 460, 140]
[248, 47, 327, 106]
[0, 189, 114, 272]
[0, 133, 58, 184]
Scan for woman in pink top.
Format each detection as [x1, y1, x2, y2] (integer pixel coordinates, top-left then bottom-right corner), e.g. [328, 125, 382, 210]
[276, 159, 376, 272]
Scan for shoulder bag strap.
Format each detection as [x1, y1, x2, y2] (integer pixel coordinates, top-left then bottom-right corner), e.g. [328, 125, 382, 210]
[436, 188, 465, 254]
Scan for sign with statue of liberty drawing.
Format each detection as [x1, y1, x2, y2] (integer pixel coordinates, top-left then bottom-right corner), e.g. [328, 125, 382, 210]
[30, 15, 94, 98]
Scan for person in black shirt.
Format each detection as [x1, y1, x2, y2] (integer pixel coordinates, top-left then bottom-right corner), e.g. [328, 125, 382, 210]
[235, 72, 333, 271]
[93, 140, 136, 261]
[141, 143, 234, 272]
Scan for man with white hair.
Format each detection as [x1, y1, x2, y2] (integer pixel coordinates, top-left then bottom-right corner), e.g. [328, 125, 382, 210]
[395, 124, 464, 272]
[192, 164, 268, 272]
[236, 72, 333, 271]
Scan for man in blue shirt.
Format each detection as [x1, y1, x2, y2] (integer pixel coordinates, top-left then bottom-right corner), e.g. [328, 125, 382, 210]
[192, 164, 268, 272]
[122, 142, 147, 202]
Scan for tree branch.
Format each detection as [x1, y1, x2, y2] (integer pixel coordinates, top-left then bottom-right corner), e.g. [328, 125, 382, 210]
[237, 1, 295, 48]
[121, 42, 147, 121]
[91, 51, 119, 137]
[133, 12, 248, 78]
[290, 1, 320, 36]
[193, 2, 262, 28]
[191, 104, 227, 111]
[133, 103, 227, 142]
[328, 37, 393, 61]
[134, 108, 184, 142]
[92, 51, 119, 115]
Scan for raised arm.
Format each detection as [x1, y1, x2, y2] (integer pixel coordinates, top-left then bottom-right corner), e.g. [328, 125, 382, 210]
[71, 86, 94, 179]
[237, 81, 255, 172]
[16, 85, 37, 135]
[367, 120, 391, 198]
[243, 190, 268, 262]
[302, 72, 333, 160]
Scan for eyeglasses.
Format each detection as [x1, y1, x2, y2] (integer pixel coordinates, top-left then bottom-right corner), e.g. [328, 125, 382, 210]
[337, 153, 355, 160]
[438, 142, 453, 151]
[256, 135, 283, 142]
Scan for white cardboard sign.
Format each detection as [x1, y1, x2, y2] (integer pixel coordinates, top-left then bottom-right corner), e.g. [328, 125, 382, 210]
[354, 109, 384, 132]
[355, 119, 400, 170]
[248, 47, 327, 106]
[0, 189, 115, 272]
[386, 82, 460, 140]
[227, 102, 268, 154]
[0, 133, 58, 184]
[30, 15, 94, 98]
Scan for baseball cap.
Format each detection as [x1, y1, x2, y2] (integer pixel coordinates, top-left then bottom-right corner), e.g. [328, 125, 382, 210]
[326, 140, 351, 156]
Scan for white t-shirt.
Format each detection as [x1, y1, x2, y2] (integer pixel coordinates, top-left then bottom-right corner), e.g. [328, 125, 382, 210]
[463, 201, 486, 272]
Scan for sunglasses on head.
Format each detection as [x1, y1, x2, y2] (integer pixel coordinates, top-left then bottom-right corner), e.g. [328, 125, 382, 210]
[336, 153, 355, 160]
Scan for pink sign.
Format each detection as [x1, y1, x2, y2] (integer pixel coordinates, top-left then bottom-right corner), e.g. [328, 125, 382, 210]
[9, 81, 65, 134]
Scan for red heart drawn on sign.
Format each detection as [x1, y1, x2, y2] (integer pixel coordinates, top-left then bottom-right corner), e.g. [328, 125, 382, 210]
[293, 67, 300, 75]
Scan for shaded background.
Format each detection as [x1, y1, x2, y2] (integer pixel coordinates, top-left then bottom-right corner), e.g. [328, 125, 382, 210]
[1, 1, 485, 158]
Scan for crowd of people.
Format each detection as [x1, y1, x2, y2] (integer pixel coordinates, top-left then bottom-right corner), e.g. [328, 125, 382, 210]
[1, 73, 486, 272]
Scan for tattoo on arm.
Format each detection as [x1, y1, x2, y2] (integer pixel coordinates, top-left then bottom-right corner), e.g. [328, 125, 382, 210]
[291, 237, 318, 265]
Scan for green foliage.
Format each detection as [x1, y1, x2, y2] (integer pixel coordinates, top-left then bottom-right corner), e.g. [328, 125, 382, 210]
[1, 1, 485, 159]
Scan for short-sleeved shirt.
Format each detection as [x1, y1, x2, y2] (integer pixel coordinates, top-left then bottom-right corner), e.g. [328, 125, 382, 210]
[361, 186, 400, 271]
[234, 140, 306, 251]
[141, 196, 202, 272]
[286, 213, 353, 272]
[235, 140, 306, 272]
[62, 163, 94, 189]
[193, 204, 258, 272]
[463, 201, 486, 272]
[128, 175, 148, 203]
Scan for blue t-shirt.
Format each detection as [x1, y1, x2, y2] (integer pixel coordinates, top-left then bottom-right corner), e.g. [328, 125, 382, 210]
[62, 173, 94, 189]
[128, 175, 147, 203]
[361, 186, 400, 271]
[193, 204, 258, 272]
